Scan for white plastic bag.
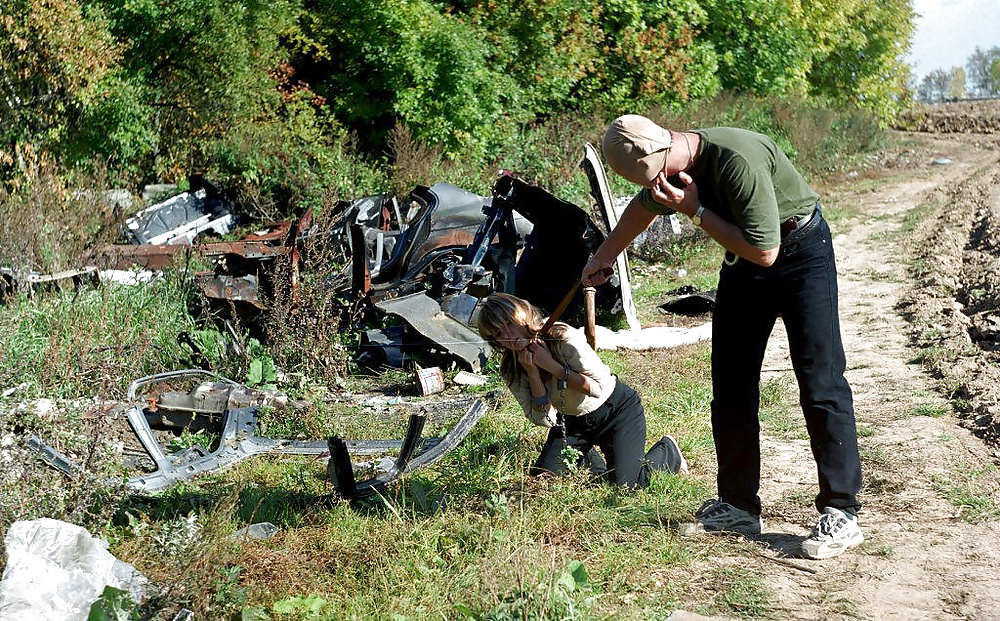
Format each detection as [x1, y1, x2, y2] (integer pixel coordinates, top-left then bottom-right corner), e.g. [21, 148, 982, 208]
[0, 518, 147, 621]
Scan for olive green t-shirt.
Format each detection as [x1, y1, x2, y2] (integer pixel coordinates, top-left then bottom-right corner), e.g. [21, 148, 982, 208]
[637, 127, 818, 249]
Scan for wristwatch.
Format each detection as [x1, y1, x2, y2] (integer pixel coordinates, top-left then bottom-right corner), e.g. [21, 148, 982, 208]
[691, 204, 705, 227]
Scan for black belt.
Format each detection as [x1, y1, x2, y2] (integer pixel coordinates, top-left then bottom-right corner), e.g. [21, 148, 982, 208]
[780, 206, 817, 238]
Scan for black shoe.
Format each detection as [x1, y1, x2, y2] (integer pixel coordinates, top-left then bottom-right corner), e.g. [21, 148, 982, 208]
[645, 435, 688, 474]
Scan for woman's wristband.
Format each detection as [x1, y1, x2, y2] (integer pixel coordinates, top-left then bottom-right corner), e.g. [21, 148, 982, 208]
[530, 393, 549, 409]
[557, 364, 571, 390]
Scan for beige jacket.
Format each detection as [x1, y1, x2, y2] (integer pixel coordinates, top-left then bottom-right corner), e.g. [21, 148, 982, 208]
[504, 323, 616, 426]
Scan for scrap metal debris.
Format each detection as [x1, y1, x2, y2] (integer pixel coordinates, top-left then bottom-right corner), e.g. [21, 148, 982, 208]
[124, 175, 236, 245]
[325, 396, 486, 501]
[3, 146, 647, 375]
[658, 285, 717, 315]
[0, 265, 100, 299]
[79, 146, 641, 372]
[121, 370, 488, 494]
[14, 369, 488, 497]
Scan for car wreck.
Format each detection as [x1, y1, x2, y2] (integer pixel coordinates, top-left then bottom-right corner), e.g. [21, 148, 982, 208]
[123, 175, 237, 245]
[81, 144, 640, 373]
[20, 144, 649, 496]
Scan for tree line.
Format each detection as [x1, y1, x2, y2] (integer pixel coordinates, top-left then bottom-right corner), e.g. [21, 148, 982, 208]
[1, 0, 915, 199]
[914, 46, 1000, 103]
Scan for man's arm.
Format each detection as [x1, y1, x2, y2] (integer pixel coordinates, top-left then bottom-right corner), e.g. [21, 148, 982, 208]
[690, 208, 779, 267]
[581, 196, 656, 285]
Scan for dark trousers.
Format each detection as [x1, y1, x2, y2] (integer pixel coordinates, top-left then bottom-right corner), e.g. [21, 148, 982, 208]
[531, 380, 676, 488]
[711, 210, 863, 516]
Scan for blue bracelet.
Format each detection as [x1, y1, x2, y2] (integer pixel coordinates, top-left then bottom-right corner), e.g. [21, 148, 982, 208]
[530, 394, 549, 408]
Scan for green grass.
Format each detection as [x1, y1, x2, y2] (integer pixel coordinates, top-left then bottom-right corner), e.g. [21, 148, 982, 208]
[863, 199, 938, 246]
[818, 593, 863, 619]
[0, 264, 736, 620]
[857, 268, 904, 283]
[630, 252, 721, 327]
[907, 402, 950, 418]
[112, 453, 712, 619]
[908, 345, 949, 365]
[932, 469, 1000, 523]
[706, 567, 770, 618]
[759, 375, 799, 437]
[872, 545, 895, 557]
[0, 237, 851, 620]
[902, 201, 938, 235]
[0, 275, 216, 399]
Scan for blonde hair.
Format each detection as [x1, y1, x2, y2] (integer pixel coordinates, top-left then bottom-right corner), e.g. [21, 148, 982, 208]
[477, 292, 568, 382]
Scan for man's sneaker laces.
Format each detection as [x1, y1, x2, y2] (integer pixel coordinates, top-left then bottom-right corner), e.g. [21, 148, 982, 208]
[801, 507, 864, 559]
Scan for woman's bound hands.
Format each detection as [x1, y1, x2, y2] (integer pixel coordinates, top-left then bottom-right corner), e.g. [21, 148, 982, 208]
[516, 339, 561, 376]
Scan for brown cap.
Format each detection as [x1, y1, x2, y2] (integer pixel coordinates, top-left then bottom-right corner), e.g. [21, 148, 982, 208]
[601, 115, 672, 186]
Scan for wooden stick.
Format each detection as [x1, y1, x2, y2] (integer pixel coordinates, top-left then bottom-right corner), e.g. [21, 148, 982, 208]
[540, 279, 580, 334]
[584, 286, 597, 350]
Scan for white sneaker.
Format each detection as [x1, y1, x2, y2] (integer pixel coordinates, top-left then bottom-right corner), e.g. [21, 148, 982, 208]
[683, 498, 762, 536]
[801, 507, 864, 559]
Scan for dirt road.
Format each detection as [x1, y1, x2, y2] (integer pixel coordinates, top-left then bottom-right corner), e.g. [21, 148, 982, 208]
[725, 128, 1000, 620]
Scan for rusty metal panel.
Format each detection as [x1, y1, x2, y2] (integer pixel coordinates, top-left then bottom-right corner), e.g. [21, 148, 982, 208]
[242, 220, 293, 241]
[197, 242, 290, 260]
[195, 273, 264, 308]
[82, 244, 190, 270]
[375, 292, 491, 371]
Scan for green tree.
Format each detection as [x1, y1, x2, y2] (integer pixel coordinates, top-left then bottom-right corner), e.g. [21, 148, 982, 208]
[91, 0, 303, 180]
[3, 0, 919, 200]
[803, 0, 915, 124]
[590, 0, 718, 110]
[947, 67, 966, 101]
[304, 0, 520, 159]
[966, 46, 1000, 97]
[1, 0, 308, 186]
[461, 0, 721, 115]
[0, 0, 122, 185]
[462, 0, 604, 114]
[917, 68, 952, 103]
[699, 0, 810, 95]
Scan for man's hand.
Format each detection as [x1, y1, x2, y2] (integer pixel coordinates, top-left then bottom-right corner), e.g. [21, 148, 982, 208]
[581, 258, 614, 287]
[581, 195, 659, 286]
[651, 170, 699, 216]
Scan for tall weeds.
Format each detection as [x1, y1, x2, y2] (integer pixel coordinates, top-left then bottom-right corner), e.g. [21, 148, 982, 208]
[0, 164, 120, 274]
[0, 276, 198, 399]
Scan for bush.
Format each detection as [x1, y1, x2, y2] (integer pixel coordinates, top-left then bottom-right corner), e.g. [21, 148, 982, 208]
[209, 93, 386, 221]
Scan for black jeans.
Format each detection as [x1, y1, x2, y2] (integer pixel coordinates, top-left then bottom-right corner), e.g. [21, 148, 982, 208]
[531, 380, 676, 488]
[711, 209, 862, 516]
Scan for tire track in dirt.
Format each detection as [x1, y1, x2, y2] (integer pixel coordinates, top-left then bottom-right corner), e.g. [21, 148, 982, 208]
[745, 133, 1000, 620]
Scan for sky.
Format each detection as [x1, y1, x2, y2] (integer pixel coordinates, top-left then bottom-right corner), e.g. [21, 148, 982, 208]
[906, 0, 1000, 82]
